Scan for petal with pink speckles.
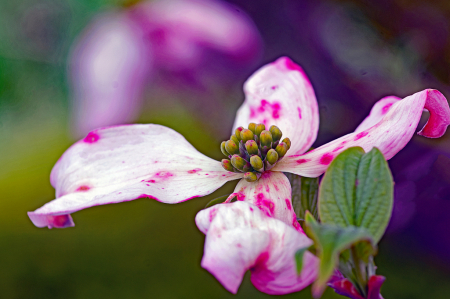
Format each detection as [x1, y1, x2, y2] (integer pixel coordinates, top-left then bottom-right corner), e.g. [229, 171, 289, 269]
[70, 13, 152, 137]
[28, 124, 243, 229]
[196, 201, 317, 295]
[274, 89, 450, 177]
[354, 96, 401, 133]
[229, 171, 300, 230]
[232, 57, 319, 155]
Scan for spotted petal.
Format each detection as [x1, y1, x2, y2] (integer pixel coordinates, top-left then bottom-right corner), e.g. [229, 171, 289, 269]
[196, 201, 317, 295]
[274, 89, 450, 177]
[70, 13, 151, 136]
[230, 171, 300, 231]
[232, 57, 319, 155]
[28, 124, 243, 228]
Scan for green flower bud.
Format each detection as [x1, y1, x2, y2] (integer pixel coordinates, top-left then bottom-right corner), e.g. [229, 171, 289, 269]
[220, 141, 230, 157]
[225, 140, 240, 155]
[230, 134, 240, 145]
[275, 142, 288, 157]
[266, 149, 279, 165]
[245, 140, 259, 155]
[250, 155, 264, 172]
[260, 130, 273, 147]
[221, 159, 235, 172]
[282, 137, 291, 150]
[269, 125, 282, 142]
[240, 129, 254, 143]
[231, 154, 246, 171]
[235, 127, 244, 141]
[248, 123, 257, 134]
[244, 172, 259, 182]
[255, 123, 265, 137]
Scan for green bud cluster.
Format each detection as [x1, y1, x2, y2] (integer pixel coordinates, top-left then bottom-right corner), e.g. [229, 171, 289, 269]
[220, 123, 291, 182]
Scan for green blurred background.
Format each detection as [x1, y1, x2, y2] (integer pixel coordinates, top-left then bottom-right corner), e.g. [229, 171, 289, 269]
[2, 0, 450, 298]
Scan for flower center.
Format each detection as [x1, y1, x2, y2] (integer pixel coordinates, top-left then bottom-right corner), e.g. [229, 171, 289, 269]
[220, 123, 291, 182]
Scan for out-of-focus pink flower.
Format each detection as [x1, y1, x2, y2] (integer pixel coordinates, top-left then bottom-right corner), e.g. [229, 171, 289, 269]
[28, 57, 450, 294]
[69, 0, 262, 136]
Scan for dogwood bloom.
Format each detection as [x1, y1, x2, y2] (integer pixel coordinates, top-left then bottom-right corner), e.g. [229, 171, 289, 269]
[70, 0, 262, 135]
[28, 57, 450, 294]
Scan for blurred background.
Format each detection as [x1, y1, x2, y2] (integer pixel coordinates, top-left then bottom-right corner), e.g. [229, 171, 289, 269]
[1, 0, 450, 298]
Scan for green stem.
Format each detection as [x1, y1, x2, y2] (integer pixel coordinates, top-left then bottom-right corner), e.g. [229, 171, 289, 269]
[350, 246, 367, 298]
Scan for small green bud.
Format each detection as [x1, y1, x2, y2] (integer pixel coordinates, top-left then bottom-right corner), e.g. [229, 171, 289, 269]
[220, 141, 230, 157]
[260, 130, 273, 147]
[221, 159, 235, 172]
[248, 123, 257, 134]
[275, 142, 288, 157]
[269, 125, 282, 142]
[231, 154, 246, 171]
[255, 123, 265, 136]
[250, 155, 264, 172]
[235, 127, 244, 141]
[244, 172, 258, 182]
[240, 129, 254, 143]
[282, 137, 291, 150]
[245, 140, 259, 155]
[225, 140, 240, 155]
[266, 149, 279, 165]
[230, 134, 240, 145]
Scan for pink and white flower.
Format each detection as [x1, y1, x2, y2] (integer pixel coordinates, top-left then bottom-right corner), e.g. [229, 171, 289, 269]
[69, 0, 262, 136]
[28, 57, 450, 294]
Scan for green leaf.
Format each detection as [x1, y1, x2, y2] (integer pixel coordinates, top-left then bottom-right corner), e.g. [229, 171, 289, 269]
[285, 173, 319, 221]
[304, 212, 376, 298]
[295, 247, 309, 275]
[205, 194, 233, 208]
[318, 147, 393, 243]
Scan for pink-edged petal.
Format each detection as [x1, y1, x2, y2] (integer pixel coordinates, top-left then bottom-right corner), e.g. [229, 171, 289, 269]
[69, 13, 152, 137]
[196, 201, 317, 295]
[232, 57, 319, 155]
[132, 0, 261, 70]
[230, 171, 301, 231]
[274, 89, 450, 177]
[28, 124, 242, 228]
[354, 96, 401, 133]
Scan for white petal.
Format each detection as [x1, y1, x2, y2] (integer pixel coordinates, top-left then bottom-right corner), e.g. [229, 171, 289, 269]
[28, 124, 242, 228]
[231, 171, 301, 231]
[232, 57, 319, 155]
[274, 89, 450, 177]
[196, 201, 317, 295]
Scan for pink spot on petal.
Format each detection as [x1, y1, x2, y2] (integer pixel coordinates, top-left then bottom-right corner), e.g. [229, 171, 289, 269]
[76, 185, 90, 192]
[84, 132, 99, 143]
[285, 199, 292, 210]
[320, 153, 333, 165]
[272, 110, 280, 119]
[188, 168, 202, 174]
[333, 146, 344, 152]
[298, 107, 302, 119]
[296, 159, 310, 164]
[382, 103, 393, 114]
[271, 85, 278, 90]
[354, 131, 369, 141]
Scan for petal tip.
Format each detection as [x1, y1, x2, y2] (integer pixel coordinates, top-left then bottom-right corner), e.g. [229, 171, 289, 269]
[28, 212, 75, 229]
[417, 89, 450, 138]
